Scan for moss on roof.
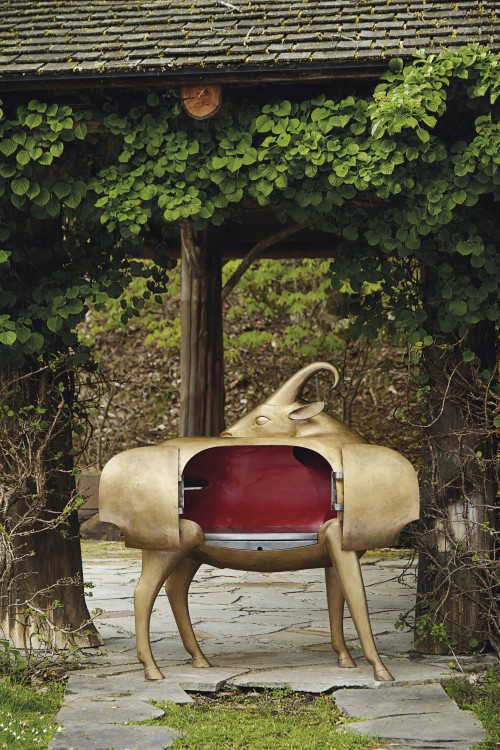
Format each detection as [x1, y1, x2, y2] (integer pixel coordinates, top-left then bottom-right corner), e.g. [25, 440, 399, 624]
[0, 0, 499, 81]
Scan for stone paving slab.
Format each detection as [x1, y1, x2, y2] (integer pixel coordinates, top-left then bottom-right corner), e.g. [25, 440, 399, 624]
[334, 684, 487, 750]
[75, 658, 251, 690]
[229, 658, 456, 693]
[152, 665, 250, 692]
[56, 698, 165, 725]
[64, 672, 193, 704]
[337, 704, 486, 749]
[51, 723, 180, 750]
[49, 549, 492, 750]
[335, 683, 465, 717]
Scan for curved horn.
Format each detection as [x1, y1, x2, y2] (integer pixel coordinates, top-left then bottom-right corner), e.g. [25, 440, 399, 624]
[266, 362, 341, 405]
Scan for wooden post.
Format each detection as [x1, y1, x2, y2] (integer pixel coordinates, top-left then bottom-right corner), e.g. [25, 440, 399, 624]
[180, 220, 224, 437]
[415, 310, 497, 652]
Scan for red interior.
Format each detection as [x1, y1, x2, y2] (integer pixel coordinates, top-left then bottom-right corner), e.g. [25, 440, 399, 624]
[181, 445, 335, 533]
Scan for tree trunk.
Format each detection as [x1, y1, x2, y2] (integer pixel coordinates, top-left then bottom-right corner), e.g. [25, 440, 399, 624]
[179, 220, 225, 437]
[415, 321, 497, 653]
[0, 367, 102, 650]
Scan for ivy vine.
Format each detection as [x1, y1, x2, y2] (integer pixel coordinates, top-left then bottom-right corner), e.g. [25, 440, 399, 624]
[0, 44, 498, 366]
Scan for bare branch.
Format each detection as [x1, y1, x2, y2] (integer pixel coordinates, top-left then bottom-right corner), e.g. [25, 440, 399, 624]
[221, 224, 306, 303]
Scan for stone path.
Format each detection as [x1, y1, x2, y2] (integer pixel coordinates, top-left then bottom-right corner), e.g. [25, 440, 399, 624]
[50, 546, 493, 749]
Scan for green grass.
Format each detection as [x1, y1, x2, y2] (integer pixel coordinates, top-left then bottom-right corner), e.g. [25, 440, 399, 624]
[148, 689, 378, 750]
[443, 665, 500, 750]
[0, 678, 63, 749]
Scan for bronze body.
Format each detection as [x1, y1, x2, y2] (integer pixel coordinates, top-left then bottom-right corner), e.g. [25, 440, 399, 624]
[99, 363, 419, 682]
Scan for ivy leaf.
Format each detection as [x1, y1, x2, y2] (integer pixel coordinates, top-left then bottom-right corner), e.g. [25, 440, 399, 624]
[416, 128, 430, 143]
[449, 300, 468, 316]
[45, 197, 61, 217]
[365, 229, 380, 246]
[27, 332, 44, 351]
[25, 113, 43, 129]
[139, 185, 157, 200]
[456, 240, 483, 256]
[0, 139, 17, 157]
[343, 226, 358, 241]
[15, 327, 32, 344]
[10, 192, 26, 209]
[64, 193, 82, 209]
[37, 152, 54, 166]
[46, 316, 62, 333]
[16, 150, 31, 166]
[274, 100, 292, 117]
[50, 142, 64, 158]
[0, 163, 16, 178]
[53, 182, 71, 200]
[212, 156, 227, 169]
[0, 331, 17, 345]
[11, 177, 30, 196]
[74, 123, 88, 140]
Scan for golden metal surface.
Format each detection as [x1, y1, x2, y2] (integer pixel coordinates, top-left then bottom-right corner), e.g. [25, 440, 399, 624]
[100, 437, 418, 552]
[342, 444, 420, 551]
[99, 445, 180, 551]
[98, 362, 419, 683]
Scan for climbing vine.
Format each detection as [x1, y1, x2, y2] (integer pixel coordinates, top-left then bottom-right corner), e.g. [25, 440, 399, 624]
[1, 45, 498, 361]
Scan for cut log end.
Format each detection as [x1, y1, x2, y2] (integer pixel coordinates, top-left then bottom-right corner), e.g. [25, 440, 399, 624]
[181, 84, 222, 120]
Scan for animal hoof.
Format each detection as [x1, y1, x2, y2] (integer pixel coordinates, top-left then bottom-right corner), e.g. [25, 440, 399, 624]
[338, 655, 357, 669]
[192, 657, 212, 669]
[144, 666, 164, 681]
[374, 667, 394, 682]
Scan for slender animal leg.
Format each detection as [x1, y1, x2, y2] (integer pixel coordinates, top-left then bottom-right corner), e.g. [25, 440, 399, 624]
[166, 557, 212, 668]
[134, 520, 203, 680]
[325, 566, 356, 668]
[324, 522, 393, 681]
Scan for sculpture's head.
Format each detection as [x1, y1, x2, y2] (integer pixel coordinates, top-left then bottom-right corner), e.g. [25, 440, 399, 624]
[221, 362, 343, 439]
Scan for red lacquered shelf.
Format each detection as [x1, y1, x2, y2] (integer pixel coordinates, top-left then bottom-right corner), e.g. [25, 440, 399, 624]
[181, 445, 336, 536]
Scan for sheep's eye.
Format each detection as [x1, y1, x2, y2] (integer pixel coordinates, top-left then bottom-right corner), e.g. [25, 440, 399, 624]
[255, 416, 270, 426]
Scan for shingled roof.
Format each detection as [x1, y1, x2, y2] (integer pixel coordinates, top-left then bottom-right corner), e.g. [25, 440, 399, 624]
[1, 0, 499, 85]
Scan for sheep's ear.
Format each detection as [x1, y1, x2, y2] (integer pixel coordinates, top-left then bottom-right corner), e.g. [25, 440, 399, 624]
[289, 401, 325, 421]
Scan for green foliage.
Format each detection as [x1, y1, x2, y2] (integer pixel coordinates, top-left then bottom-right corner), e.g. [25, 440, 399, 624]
[0, 677, 63, 749]
[443, 665, 500, 750]
[1, 45, 498, 371]
[223, 258, 347, 363]
[415, 612, 452, 647]
[147, 689, 374, 750]
[91, 44, 498, 348]
[0, 641, 28, 680]
[81, 260, 181, 351]
[83, 258, 350, 363]
[0, 97, 170, 370]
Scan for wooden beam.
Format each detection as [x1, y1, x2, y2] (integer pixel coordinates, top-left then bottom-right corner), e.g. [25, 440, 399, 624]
[146, 241, 338, 261]
[144, 229, 340, 262]
[181, 83, 222, 119]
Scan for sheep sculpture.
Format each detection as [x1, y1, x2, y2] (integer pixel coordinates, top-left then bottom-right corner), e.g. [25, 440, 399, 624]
[99, 362, 419, 682]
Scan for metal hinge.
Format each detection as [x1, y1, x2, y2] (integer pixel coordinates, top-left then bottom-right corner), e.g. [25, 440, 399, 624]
[331, 471, 344, 512]
[178, 476, 204, 515]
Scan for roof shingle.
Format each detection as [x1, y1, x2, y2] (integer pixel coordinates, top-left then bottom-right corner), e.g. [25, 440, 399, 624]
[0, 0, 498, 82]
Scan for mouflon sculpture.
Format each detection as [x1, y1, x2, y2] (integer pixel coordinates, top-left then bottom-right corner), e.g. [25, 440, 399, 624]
[99, 362, 419, 681]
